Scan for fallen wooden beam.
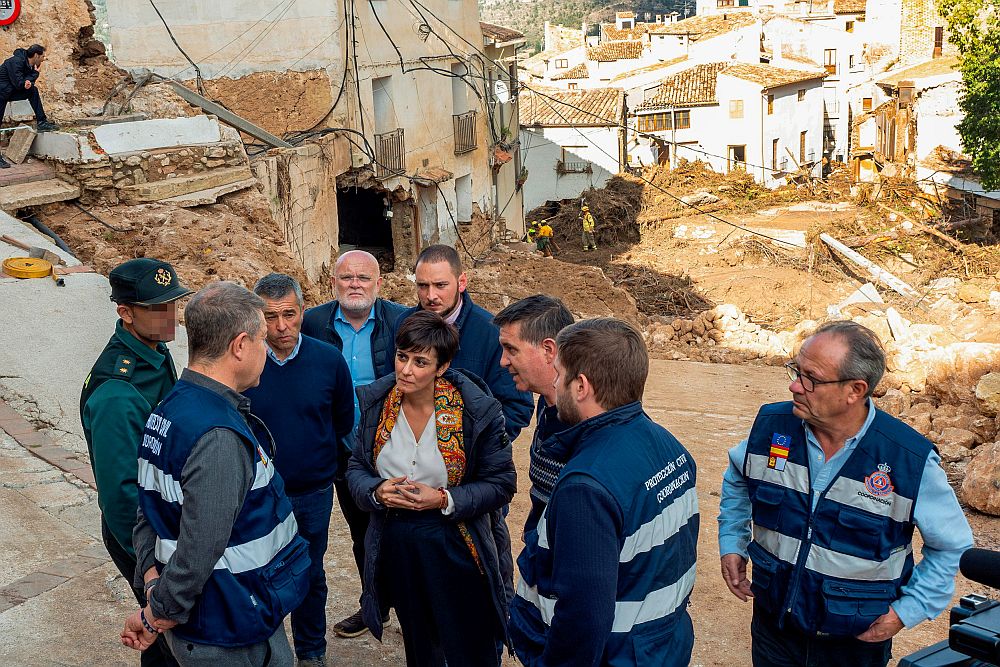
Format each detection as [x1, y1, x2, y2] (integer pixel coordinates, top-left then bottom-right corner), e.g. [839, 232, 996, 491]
[819, 232, 920, 299]
[877, 203, 964, 252]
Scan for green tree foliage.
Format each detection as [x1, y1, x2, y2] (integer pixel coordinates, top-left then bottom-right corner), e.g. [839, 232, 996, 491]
[938, 0, 1000, 189]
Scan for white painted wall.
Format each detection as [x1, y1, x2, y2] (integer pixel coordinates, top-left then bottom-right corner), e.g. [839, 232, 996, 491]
[519, 126, 620, 210]
[633, 74, 824, 187]
[914, 80, 964, 161]
[105, 0, 343, 77]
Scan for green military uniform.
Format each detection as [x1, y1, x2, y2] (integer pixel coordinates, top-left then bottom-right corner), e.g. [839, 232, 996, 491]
[80, 258, 190, 562]
[81, 322, 179, 555]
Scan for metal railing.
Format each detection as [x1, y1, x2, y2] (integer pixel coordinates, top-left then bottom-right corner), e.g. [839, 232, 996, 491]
[557, 160, 592, 174]
[374, 128, 405, 178]
[453, 111, 478, 155]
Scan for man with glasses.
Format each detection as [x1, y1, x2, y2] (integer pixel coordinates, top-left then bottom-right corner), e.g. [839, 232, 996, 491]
[301, 250, 406, 639]
[717, 320, 971, 667]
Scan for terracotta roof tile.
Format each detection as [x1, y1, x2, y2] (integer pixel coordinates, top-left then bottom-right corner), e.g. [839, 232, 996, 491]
[520, 88, 624, 126]
[587, 41, 644, 62]
[634, 62, 728, 111]
[721, 63, 826, 88]
[480, 22, 525, 43]
[648, 12, 758, 38]
[616, 11, 635, 19]
[602, 22, 651, 41]
[833, 0, 866, 14]
[552, 63, 589, 80]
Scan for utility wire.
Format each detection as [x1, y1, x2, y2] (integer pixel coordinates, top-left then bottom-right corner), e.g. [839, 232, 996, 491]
[148, 0, 205, 93]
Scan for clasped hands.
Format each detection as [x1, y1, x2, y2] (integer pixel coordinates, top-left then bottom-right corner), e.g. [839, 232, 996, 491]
[121, 605, 176, 651]
[377, 475, 446, 511]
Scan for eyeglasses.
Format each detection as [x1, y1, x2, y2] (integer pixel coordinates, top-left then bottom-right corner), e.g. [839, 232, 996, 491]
[784, 362, 857, 393]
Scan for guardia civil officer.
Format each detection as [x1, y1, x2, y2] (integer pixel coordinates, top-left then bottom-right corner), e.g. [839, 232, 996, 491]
[718, 320, 973, 667]
[81, 258, 189, 667]
[122, 282, 310, 665]
[509, 318, 699, 666]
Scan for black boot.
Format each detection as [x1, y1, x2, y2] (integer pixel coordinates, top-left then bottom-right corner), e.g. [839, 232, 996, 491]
[0, 155, 11, 169]
[37, 120, 60, 132]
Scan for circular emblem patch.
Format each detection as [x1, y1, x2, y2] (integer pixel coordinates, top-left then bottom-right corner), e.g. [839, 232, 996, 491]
[865, 471, 894, 497]
[154, 268, 172, 286]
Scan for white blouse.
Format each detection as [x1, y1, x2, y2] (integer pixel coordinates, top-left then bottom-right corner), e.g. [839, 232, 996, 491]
[375, 409, 456, 514]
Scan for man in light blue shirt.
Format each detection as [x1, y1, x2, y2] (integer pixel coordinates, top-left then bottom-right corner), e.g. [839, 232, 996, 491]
[718, 320, 972, 667]
[300, 250, 406, 639]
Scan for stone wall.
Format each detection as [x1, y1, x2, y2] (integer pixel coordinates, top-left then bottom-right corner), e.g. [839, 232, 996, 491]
[253, 135, 352, 282]
[55, 140, 247, 204]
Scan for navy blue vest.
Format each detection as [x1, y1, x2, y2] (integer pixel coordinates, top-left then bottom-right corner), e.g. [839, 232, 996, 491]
[744, 402, 932, 636]
[137, 379, 310, 647]
[511, 402, 699, 665]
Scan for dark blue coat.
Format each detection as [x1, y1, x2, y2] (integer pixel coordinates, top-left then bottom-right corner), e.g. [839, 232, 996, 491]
[345, 368, 516, 645]
[396, 292, 534, 439]
[302, 297, 407, 380]
[0, 49, 39, 97]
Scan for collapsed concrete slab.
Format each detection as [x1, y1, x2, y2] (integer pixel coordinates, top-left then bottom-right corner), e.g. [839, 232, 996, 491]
[90, 115, 222, 154]
[0, 180, 81, 213]
[119, 165, 253, 203]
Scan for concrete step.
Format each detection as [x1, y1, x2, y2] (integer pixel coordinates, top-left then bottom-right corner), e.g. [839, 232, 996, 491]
[161, 177, 257, 207]
[0, 178, 80, 212]
[0, 161, 56, 188]
[119, 166, 253, 203]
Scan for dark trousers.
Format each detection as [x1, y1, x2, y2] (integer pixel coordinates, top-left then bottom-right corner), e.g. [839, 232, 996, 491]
[380, 511, 501, 667]
[334, 476, 390, 616]
[0, 85, 47, 122]
[101, 517, 179, 667]
[751, 604, 892, 667]
[288, 484, 334, 660]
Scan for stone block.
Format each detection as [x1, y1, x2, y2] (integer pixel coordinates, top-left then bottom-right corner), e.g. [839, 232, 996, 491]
[38, 556, 107, 579]
[3, 572, 67, 599]
[0, 179, 81, 212]
[4, 126, 36, 164]
[963, 442, 1000, 515]
[119, 166, 253, 203]
[977, 372, 1000, 416]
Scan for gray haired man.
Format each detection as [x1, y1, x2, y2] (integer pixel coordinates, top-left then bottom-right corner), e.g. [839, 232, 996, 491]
[124, 282, 310, 666]
[718, 320, 972, 667]
[243, 273, 355, 667]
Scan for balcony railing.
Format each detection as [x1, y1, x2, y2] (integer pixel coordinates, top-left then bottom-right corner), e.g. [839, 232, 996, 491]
[453, 110, 478, 155]
[556, 160, 592, 174]
[374, 128, 406, 178]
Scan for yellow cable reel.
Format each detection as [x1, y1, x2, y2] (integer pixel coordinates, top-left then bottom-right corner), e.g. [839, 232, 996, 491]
[3, 256, 53, 279]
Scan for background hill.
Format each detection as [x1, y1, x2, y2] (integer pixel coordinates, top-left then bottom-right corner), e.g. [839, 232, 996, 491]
[480, 0, 694, 52]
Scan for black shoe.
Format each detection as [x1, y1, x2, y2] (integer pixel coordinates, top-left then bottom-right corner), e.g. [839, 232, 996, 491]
[0, 156, 10, 169]
[333, 609, 369, 638]
[36, 120, 60, 132]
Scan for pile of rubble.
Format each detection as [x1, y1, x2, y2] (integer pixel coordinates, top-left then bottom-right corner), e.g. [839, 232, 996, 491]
[646, 294, 1000, 516]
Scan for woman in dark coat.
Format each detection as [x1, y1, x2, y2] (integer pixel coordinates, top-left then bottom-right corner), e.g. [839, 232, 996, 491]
[346, 311, 516, 667]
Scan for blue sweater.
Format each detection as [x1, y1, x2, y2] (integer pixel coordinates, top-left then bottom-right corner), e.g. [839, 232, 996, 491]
[396, 291, 534, 439]
[243, 335, 355, 495]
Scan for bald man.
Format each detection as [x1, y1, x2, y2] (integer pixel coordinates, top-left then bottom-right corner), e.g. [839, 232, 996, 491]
[301, 250, 407, 638]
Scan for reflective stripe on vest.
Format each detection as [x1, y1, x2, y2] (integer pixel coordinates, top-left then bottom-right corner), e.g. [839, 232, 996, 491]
[745, 453, 809, 494]
[138, 455, 277, 506]
[823, 476, 914, 523]
[516, 562, 697, 634]
[535, 486, 699, 561]
[620, 487, 698, 563]
[754, 525, 913, 581]
[155, 511, 298, 575]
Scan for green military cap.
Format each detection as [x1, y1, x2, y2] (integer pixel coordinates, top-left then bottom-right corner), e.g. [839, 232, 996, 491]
[109, 258, 192, 306]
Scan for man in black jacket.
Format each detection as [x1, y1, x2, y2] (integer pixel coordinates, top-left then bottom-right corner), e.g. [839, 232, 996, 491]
[300, 249, 406, 639]
[0, 44, 58, 167]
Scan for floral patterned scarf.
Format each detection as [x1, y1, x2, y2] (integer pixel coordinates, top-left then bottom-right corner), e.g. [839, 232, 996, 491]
[374, 377, 482, 571]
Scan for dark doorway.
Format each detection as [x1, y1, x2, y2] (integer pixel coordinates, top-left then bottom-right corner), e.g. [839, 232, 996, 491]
[337, 186, 394, 270]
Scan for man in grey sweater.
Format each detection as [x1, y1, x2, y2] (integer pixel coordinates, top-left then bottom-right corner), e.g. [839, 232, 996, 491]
[122, 282, 309, 666]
